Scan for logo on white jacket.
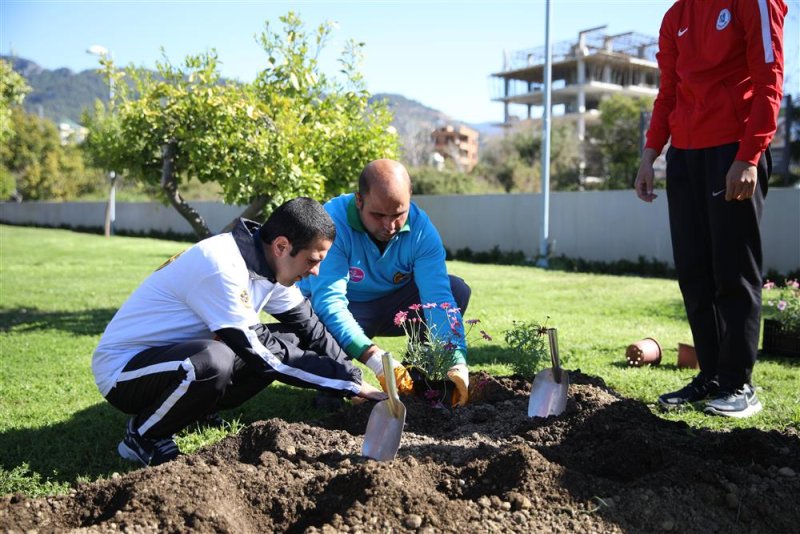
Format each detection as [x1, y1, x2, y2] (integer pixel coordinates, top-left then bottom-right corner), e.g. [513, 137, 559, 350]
[716, 9, 731, 30]
[349, 267, 365, 283]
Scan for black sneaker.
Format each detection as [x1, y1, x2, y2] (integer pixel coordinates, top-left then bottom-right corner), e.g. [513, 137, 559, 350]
[658, 375, 719, 410]
[704, 384, 763, 418]
[118, 418, 180, 467]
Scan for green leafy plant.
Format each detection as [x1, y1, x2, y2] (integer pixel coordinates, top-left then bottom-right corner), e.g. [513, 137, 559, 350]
[504, 319, 552, 379]
[763, 279, 800, 334]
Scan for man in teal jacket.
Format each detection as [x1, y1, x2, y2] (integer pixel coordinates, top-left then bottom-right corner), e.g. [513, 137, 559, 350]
[300, 159, 472, 406]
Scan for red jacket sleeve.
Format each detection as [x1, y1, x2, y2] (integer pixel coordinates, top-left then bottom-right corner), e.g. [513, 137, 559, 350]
[735, 0, 787, 165]
[645, 2, 680, 155]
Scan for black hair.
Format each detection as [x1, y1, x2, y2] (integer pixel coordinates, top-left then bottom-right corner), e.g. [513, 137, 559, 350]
[259, 197, 336, 256]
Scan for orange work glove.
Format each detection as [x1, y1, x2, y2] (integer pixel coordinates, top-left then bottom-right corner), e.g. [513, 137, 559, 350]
[377, 364, 415, 395]
[447, 363, 470, 407]
[365, 352, 415, 395]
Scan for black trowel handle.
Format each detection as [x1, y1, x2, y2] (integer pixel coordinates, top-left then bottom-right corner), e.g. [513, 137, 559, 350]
[547, 328, 562, 384]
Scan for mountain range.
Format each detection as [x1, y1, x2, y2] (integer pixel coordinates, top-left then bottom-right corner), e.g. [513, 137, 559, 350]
[3, 55, 502, 146]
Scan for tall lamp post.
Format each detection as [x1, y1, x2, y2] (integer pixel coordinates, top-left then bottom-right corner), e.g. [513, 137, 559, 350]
[86, 44, 117, 237]
[536, 0, 553, 268]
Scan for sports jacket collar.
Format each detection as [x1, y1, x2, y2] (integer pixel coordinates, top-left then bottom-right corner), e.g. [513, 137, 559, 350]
[232, 218, 277, 283]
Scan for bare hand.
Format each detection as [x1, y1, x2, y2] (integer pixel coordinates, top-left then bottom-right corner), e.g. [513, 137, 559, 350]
[357, 382, 388, 402]
[724, 161, 757, 201]
[634, 148, 659, 203]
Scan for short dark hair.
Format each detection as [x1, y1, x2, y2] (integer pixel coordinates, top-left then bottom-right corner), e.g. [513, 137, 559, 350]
[358, 167, 371, 195]
[259, 197, 336, 256]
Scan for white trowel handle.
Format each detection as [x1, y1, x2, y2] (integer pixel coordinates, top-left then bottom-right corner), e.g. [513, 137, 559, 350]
[547, 328, 563, 384]
[381, 352, 403, 418]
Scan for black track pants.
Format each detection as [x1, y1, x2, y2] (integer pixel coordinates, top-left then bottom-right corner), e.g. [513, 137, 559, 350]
[105, 326, 333, 440]
[665, 142, 770, 389]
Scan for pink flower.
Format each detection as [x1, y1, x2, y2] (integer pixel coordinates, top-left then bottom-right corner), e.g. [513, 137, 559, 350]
[480, 330, 492, 341]
[440, 302, 451, 310]
[408, 304, 422, 311]
[778, 300, 788, 311]
[789, 280, 800, 290]
[393, 311, 408, 326]
[444, 342, 457, 351]
[450, 319, 462, 329]
[411, 317, 420, 323]
[423, 303, 437, 309]
[763, 280, 775, 290]
[466, 319, 481, 325]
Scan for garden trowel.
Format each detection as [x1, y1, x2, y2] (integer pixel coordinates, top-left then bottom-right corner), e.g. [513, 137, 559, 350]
[362, 352, 406, 461]
[528, 328, 569, 417]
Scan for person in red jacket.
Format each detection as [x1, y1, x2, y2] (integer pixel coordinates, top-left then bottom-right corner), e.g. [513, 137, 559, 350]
[635, 0, 787, 418]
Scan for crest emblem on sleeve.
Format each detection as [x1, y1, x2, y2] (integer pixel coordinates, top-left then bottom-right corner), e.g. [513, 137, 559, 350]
[716, 8, 731, 30]
[240, 289, 252, 308]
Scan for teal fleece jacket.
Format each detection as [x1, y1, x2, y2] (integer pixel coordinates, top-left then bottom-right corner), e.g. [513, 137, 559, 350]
[299, 193, 467, 364]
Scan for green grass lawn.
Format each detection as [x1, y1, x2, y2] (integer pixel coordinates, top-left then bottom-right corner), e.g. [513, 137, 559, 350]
[1, 224, 798, 496]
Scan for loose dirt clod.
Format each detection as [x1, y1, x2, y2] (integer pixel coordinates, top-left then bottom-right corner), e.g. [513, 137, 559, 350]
[2, 372, 799, 533]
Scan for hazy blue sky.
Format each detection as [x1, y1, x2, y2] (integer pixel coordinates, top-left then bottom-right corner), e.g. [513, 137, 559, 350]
[3, 0, 799, 123]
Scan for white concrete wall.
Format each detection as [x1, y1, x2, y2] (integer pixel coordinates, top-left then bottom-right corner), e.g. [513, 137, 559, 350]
[414, 188, 799, 274]
[2, 188, 798, 273]
[0, 201, 243, 236]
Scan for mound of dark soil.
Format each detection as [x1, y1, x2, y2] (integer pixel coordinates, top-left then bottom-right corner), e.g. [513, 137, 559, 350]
[2, 372, 799, 533]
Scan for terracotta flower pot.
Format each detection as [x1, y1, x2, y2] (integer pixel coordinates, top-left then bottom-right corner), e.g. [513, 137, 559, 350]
[626, 337, 662, 367]
[677, 343, 698, 369]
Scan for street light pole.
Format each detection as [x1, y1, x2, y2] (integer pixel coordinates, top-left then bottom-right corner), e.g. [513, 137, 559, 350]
[86, 44, 117, 237]
[536, 0, 553, 268]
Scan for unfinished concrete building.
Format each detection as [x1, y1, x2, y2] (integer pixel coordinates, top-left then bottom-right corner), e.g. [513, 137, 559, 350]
[491, 25, 660, 177]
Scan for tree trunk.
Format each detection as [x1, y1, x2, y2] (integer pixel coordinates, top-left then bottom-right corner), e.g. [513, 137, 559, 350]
[219, 195, 271, 234]
[161, 141, 212, 240]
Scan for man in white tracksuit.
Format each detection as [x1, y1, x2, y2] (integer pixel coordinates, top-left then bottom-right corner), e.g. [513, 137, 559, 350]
[93, 197, 386, 467]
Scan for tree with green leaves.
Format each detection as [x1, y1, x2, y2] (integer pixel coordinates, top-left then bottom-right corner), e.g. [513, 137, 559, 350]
[1, 59, 32, 198]
[0, 59, 30, 143]
[589, 94, 654, 190]
[83, 12, 398, 239]
[475, 123, 580, 192]
[0, 107, 104, 200]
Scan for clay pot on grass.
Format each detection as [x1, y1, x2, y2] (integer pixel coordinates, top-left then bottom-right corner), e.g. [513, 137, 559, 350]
[626, 338, 662, 367]
[677, 343, 698, 369]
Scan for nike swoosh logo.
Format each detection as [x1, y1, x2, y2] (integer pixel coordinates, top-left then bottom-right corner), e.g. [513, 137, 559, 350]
[712, 188, 726, 197]
[678, 27, 689, 36]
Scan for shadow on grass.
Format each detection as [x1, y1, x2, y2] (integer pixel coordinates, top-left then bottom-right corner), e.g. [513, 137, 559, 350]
[466, 345, 520, 367]
[607, 354, 800, 370]
[758, 352, 800, 367]
[0, 307, 117, 336]
[0, 383, 325, 491]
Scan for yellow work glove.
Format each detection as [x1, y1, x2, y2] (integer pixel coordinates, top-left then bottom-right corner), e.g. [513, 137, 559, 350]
[365, 353, 415, 395]
[447, 363, 470, 407]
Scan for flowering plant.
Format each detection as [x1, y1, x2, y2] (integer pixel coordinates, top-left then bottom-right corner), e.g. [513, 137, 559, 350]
[394, 302, 490, 383]
[762, 279, 800, 334]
